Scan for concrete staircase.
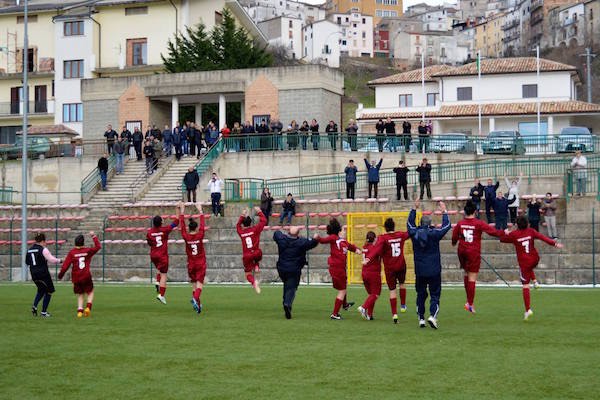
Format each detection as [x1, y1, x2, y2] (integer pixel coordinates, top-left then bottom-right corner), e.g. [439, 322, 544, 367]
[87, 160, 148, 208]
[139, 157, 201, 203]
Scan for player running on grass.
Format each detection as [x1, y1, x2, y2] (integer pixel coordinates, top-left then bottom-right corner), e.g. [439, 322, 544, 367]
[452, 200, 505, 314]
[314, 218, 361, 320]
[357, 231, 382, 320]
[178, 202, 207, 314]
[146, 211, 179, 304]
[499, 215, 563, 320]
[236, 206, 267, 294]
[26, 233, 62, 318]
[58, 232, 101, 318]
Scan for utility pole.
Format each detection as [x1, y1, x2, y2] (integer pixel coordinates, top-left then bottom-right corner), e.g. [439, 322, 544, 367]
[579, 47, 596, 103]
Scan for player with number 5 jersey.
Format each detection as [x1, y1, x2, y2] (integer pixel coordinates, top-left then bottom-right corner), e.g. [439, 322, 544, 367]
[147, 211, 179, 304]
[236, 206, 267, 294]
[58, 232, 101, 317]
[178, 202, 207, 313]
[452, 200, 504, 313]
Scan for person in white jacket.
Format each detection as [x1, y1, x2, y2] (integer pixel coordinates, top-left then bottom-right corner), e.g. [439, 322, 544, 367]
[570, 150, 588, 196]
[505, 172, 523, 224]
[207, 172, 223, 216]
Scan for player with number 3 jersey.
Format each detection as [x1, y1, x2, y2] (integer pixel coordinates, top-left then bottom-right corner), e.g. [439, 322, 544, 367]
[452, 200, 504, 313]
[147, 212, 179, 304]
[236, 206, 267, 294]
[179, 202, 207, 313]
[58, 232, 101, 317]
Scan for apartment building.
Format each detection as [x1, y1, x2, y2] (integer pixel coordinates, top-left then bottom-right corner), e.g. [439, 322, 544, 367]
[326, 0, 403, 24]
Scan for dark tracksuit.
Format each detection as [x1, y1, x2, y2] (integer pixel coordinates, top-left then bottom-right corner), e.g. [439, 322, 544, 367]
[393, 166, 409, 200]
[365, 158, 382, 199]
[26, 243, 55, 313]
[469, 183, 484, 217]
[416, 163, 432, 200]
[344, 165, 357, 199]
[273, 231, 319, 315]
[483, 182, 500, 223]
[527, 202, 542, 231]
[407, 209, 451, 320]
[492, 195, 513, 230]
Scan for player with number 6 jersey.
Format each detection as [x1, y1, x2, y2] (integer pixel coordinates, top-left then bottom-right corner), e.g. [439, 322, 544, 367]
[147, 211, 179, 304]
[452, 200, 504, 313]
[58, 232, 101, 317]
[178, 202, 207, 313]
[500, 215, 562, 320]
[236, 206, 267, 294]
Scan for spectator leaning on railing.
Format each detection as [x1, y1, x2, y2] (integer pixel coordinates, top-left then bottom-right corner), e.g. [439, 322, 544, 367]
[365, 158, 383, 199]
[402, 120, 412, 153]
[418, 121, 429, 153]
[346, 119, 358, 151]
[299, 121, 309, 151]
[385, 117, 397, 153]
[310, 119, 320, 150]
[325, 120, 338, 151]
[98, 153, 108, 191]
[344, 159, 358, 200]
[183, 166, 200, 203]
[570, 150, 587, 196]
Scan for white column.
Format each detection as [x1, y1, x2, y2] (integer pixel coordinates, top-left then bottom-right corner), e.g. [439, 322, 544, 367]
[547, 115, 554, 136]
[489, 117, 495, 132]
[240, 101, 245, 124]
[218, 94, 226, 129]
[171, 96, 179, 131]
[195, 103, 202, 125]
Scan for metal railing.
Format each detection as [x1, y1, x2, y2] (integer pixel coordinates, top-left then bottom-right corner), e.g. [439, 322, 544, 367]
[80, 155, 116, 203]
[180, 139, 225, 193]
[565, 168, 600, 200]
[0, 187, 14, 204]
[0, 100, 50, 115]
[0, 139, 112, 160]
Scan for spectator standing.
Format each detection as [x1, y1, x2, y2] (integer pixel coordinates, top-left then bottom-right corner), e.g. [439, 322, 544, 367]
[181, 121, 189, 156]
[241, 120, 255, 151]
[346, 119, 359, 151]
[279, 193, 296, 225]
[144, 124, 153, 140]
[188, 123, 197, 156]
[417, 121, 429, 153]
[112, 137, 126, 175]
[256, 119, 270, 151]
[364, 158, 383, 199]
[571, 150, 587, 196]
[183, 166, 200, 203]
[325, 120, 338, 151]
[416, 158, 432, 200]
[287, 120, 299, 150]
[172, 124, 183, 161]
[527, 195, 542, 231]
[205, 122, 219, 148]
[375, 119, 385, 153]
[542, 192, 558, 239]
[385, 117, 397, 152]
[143, 139, 155, 174]
[132, 127, 143, 161]
[162, 125, 173, 157]
[504, 172, 522, 224]
[231, 122, 242, 153]
[299, 120, 309, 151]
[207, 172, 223, 216]
[104, 124, 118, 154]
[492, 191, 511, 230]
[393, 160, 409, 200]
[120, 125, 132, 156]
[260, 187, 274, 225]
[469, 179, 484, 217]
[220, 123, 231, 152]
[196, 124, 207, 157]
[310, 119, 320, 150]
[152, 137, 162, 170]
[483, 179, 500, 223]
[344, 159, 358, 199]
[270, 118, 283, 150]
[402, 120, 412, 152]
[151, 124, 162, 140]
[98, 153, 109, 191]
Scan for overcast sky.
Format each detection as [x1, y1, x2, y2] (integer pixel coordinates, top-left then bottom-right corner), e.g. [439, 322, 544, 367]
[302, 0, 452, 10]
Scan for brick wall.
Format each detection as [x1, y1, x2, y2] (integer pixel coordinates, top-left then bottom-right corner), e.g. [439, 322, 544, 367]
[244, 75, 279, 123]
[118, 82, 150, 129]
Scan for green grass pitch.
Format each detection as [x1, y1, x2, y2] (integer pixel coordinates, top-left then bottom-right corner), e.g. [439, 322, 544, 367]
[1, 284, 599, 400]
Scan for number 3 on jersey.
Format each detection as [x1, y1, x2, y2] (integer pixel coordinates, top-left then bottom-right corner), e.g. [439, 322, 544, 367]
[245, 236, 253, 249]
[463, 229, 474, 243]
[191, 244, 198, 256]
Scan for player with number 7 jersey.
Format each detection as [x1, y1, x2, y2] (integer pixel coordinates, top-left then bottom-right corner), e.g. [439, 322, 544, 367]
[178, 202, 207, 313]
[236, 206, 267, 294]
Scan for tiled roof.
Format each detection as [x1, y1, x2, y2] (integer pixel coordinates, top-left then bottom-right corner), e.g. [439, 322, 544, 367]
[368, 65, 455, 85]
[18, 124, 79, 135]
[358, 101, 600, 120]
[431, 57, 576, 77]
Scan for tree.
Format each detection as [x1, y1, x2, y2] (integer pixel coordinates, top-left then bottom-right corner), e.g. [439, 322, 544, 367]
[161, 9, 272, 73]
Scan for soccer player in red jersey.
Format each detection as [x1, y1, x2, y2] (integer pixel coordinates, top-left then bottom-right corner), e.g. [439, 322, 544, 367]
[236, 206, 267, 294]
[357, 231, 382, 320]
[452, 200, 505, 313]
[146, 211, 179, 304]
[500, 215, 563, 320]
[58, 232, 101, 318]
[178, 202, 207, 314]
[314, 218, 361, 320]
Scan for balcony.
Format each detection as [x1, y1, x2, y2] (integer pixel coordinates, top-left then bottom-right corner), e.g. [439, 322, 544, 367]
[502, 32, 520, 43]
[530, 13, 543, 26]
[0, 100, 54, 116]
[502, 19, 519, 31]
[531, 0, 543, 12]
[562, 16, 578, 27]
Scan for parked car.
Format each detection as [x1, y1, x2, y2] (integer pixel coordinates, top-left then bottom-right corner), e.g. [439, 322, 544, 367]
[429, 133, 475, 153]
[556, 126, 595, 153]
[482, 130, 525, 155]
[1, 136, 52, 160]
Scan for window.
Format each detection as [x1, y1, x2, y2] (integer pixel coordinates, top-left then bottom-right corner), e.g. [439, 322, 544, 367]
[288, 30, 293, 39]
[17, 48, 35, 73]
[337, 17, 342, 24]
[64, 21, 84, 36]
[522, 84, 538, 98]
[17, 15, 37, 23]
[457, 87, 473, 101]
[362, 31, 366, 38]
[362, 18, 366, 24]
[127, 38, 147, 66]
[289, 20, 293, 28]
[62, 103, 83, 122]
[427, 93, 438, 106]
[64, 60, 84, 78]
[125, 6, 148, 15]
[399, 94, 413, 107]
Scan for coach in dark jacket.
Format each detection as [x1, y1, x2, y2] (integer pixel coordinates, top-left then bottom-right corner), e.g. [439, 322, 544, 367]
[344, 160, 358, 199]
[132, 128, 144, 161]
[183, 167, 200, 203]
[274, 227, 319, 319]
[393, 160, 410, 200]
[364, 158, 383, 199]
[416, 158, 432, 200]
[407, 200, 451, 329]
[483, 179, 500, 223]
[492, 191, 513, 230]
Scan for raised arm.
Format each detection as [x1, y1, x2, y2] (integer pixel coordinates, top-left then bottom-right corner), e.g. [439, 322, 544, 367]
[255, 206, 267, 231]
[42, 247, 61, 265]
[480, 221, 505, 238]
[376, 158, 383, 169]
[533, 229, 559, 247]
[89, 233, 101, 256]
[364, 158, 370, 170]
[407, 208, 418, 238]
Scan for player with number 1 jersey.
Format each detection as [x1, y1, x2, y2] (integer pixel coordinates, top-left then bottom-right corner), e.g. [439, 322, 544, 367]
[452, 200, 504, 313]
[178, 202, 207, 313]
[236, 206, 267, 294]
[147, 212, 179, 304]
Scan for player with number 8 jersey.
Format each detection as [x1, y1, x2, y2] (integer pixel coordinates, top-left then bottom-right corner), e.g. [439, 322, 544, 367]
[236, 206, 267, 294]
[178, 202, 207, 313]
[147, 212, 179, 304]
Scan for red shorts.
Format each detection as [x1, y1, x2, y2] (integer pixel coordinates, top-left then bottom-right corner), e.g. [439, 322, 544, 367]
[458, 249, 481, 273]
[242, 249, 263, 273]
[385, 268, 406, 290]
[329, 265, 347, 290]
[188, 264, 206, 283]
[151, 256, 169, 273]
[519, 265, 537, 284]
[362, 272, 382, 296]
[73, 278, 94, 294]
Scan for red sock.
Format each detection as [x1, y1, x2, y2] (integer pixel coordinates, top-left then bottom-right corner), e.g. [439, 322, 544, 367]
[77, 308, 83, 313]
[399, 288, 406, 307]
[463, 275, 468, 293]
[531, 271, 537, 281]
[246, 273, 255, 285]
[86, 302, 92, 310]
[156, 273, 161, 283]
[333, 298, 343, 315]
[522, 287, 531, 311]
[390, 297, 398, 315]
[467, 281, 476, 306]
[367, 294, 379, 316]
[194, 288, 202, 302]
[159, 286, 166, 296]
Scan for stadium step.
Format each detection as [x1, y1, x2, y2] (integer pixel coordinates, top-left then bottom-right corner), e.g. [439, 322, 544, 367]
[139, 158, 201, 203]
